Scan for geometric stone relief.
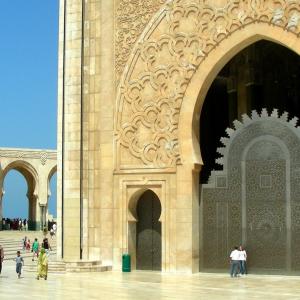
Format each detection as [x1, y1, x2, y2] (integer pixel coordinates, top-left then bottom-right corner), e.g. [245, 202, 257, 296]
[116, 0, 300, 169]
[216, 175, 227, 188]
[201, 109, 300, 272]
[260, 174, 272, 188]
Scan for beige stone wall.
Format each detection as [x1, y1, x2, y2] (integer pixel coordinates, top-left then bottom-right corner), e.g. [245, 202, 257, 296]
[58, 0, 300, 272]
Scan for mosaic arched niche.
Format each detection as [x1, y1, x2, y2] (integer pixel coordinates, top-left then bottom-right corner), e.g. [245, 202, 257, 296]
[201, 109, 300, 271]
[115, 0, 300, 171]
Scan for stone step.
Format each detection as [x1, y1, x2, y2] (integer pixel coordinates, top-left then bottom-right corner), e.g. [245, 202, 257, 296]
[2, 247, 57, 255]
[65, 261, 112, 273]
[23, 261, 66, 273]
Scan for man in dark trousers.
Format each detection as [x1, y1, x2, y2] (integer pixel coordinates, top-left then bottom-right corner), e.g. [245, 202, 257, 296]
[0, 244, 4, 274]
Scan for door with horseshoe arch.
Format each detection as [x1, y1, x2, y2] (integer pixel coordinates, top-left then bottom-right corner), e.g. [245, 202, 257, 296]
[136, 190, 162, 271]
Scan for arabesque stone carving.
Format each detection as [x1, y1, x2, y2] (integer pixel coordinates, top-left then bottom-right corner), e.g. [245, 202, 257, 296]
[116, 0, 300, 169]
[115, 0, 166, 82]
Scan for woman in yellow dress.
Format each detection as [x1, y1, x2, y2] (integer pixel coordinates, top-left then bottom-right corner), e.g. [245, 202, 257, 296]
[36, 248, 48, 280]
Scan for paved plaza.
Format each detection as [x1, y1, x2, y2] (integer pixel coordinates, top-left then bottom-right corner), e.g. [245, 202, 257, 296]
[1, 259, 300, 300]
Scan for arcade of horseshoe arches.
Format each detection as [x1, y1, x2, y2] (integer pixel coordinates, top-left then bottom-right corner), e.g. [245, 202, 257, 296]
[58, 0, 300, 273]
[0, 148, 57, 231]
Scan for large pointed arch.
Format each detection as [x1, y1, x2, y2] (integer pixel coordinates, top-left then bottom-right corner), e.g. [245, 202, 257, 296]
[179, 23, 300, 167]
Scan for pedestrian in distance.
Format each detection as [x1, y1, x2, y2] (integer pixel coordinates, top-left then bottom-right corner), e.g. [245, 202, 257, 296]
[239, 245, 247, 276]
[26, 239, 31, 252]
[36, 248, 48, 280]
[22, 236, 27, 251]
[15, 251, 24, 279]
[0, 244, 4, 274]
[52, 223, 57, 235]
[50, 228, 54, 240]
[32, 238, 39, 261]
[42, 238, 52, 257]
[229, 246, 240, 277]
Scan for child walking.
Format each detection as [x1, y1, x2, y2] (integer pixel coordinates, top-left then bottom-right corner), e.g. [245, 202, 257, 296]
[15, 251, 24, 279]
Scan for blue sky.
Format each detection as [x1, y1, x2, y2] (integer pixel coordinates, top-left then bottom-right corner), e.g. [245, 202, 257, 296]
[0, 1, 59, 218]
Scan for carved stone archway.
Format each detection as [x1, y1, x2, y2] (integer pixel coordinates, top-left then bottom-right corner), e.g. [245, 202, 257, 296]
[115, 1, 300, 273]
[116, 0, 300, 170]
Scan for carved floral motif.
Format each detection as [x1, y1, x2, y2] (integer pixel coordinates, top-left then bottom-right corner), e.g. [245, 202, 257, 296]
[115, 0, 166, 81]
[116, 0, 300, 169]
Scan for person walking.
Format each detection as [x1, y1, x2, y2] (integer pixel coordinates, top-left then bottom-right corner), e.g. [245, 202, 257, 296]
[42, 238, 52, 257]
[36, 248, 48, 280]
[32, 238, 39, 261]
[52, 223, 57, 236]
[23, 219, 27, 231]
[15, 251, 24, 279]
[0, 244, 4, 274]
[26, 239, 31, 252]
[239, 245, 247, 276]
[229, 246, 240, 277]
[22, 236, 27, 251]
[50, 228, 54, 240]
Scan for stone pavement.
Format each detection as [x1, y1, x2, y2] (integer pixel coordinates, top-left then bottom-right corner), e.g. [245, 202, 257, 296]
[1, 261, 300, 300]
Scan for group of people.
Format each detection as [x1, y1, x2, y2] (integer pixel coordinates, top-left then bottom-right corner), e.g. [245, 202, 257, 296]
[229, 245, 247, 277]
[0, 236, 49, 280]
[1, 218, 28, 231]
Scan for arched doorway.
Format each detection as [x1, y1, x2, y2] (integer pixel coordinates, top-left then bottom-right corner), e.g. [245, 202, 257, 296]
[2, 170, 29, 226]
[199, 40, 300, 274]
[136, 190, 162, 271]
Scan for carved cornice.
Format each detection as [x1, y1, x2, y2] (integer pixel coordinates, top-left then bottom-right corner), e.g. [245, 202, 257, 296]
[116, 0, 300, 169]
[0, 148, 57, 165]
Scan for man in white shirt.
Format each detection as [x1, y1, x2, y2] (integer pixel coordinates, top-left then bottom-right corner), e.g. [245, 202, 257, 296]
[229, 246, 240, 277]
[52, 223, 57, 234]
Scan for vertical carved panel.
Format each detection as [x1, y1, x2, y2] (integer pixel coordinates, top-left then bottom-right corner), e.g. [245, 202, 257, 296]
[246, 160, 287, 271]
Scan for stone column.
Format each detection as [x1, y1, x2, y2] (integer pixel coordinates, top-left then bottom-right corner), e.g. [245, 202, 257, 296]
[40, 204, 47, 230]
[58, 0, 84, 261]
[28, 194, 40, 231]
[175, 164, 200, 273]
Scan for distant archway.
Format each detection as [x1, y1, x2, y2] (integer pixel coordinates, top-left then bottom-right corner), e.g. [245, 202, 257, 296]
[0, 148, 57, 231]
[2, 160, 38, 230]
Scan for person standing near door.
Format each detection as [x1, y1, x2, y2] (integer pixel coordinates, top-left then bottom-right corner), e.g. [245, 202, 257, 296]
[229, 246, 240, 277]
[0, 244, 4, 274]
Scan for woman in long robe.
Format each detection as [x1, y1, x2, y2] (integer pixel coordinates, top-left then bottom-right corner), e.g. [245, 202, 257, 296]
[36, 248, 48, 280]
